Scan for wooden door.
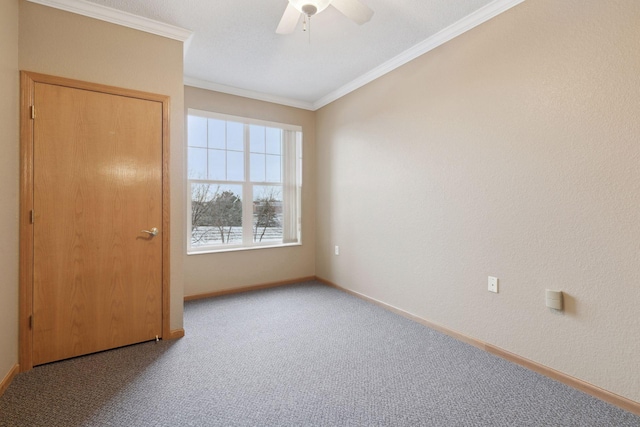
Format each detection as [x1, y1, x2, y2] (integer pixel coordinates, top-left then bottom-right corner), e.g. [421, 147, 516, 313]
[31, 82, 163, 365]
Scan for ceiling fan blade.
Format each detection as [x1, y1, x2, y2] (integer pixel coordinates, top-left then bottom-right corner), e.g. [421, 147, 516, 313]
[276, 3, 301, 34]
[331, 0, 374, 25]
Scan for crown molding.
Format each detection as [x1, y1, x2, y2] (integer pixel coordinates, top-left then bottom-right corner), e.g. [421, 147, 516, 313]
[26, 0, 193, 43]
[184, 77, 316, 111]
[312, 0, 526, 110]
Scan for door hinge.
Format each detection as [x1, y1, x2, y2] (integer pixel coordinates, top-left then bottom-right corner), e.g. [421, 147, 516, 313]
[29, 315, 33, 329]
[30, 210, 34, 224]
[30, 105, 35, 120]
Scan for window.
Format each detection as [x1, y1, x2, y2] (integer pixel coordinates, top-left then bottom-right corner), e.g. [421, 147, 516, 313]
[187, 109, 302, 253]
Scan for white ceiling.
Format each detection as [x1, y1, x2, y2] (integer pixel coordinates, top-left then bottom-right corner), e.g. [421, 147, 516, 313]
[31, 0, 525, 110]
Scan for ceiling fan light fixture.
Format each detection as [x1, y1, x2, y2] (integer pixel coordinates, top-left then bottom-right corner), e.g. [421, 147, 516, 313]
[288, 0, 332, 16]
[301, 4, 317, 16]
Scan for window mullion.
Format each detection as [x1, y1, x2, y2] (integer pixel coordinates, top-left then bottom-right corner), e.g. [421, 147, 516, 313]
[242, 124, 253, 246]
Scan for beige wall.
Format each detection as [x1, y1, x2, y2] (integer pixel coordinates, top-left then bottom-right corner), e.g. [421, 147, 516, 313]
[0, 0, 20, 381]
[316, 0, 640, 403]
[184, 86, 316, 296]
[19, 1, 185, 331]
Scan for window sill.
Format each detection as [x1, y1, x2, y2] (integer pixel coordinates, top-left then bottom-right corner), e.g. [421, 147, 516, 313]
[187, 241, 302, 256]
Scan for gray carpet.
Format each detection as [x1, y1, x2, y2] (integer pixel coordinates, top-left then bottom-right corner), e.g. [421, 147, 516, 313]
[1, 281, 638, 426]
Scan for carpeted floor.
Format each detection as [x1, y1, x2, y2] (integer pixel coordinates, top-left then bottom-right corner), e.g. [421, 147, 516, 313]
[1, 281, 638, 426]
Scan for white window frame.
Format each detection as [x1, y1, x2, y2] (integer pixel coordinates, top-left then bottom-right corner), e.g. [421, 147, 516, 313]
[186, 109, 302, 254]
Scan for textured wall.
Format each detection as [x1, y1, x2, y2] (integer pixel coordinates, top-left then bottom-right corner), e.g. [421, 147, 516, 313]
[0, 0, 20, 382]
[19, 1, 185, 330]
[183, 86, 316, 296]
[316, 0, 640, 402]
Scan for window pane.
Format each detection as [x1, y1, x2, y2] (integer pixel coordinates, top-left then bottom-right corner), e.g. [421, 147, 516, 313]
[208, 119, 225, 149]
[227, 121, 244, 151]
[266, 155, 281, 183]
[188, 147, 207, 179]
[191, 183, 243, 247]
[227, 151, 244, 181]
[188, 116, 207, 148]
[250, 153, 265, 182]
[266, 128, 281, 154]
[208, 149, 225, 181]
[250, 125, 265, 153]
[253, 185, 283, 243]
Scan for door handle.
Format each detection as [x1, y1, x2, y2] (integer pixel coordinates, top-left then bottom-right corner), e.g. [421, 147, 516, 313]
[141, 227, 159, 237]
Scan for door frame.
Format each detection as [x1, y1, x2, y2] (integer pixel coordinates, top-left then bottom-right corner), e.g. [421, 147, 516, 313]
[19, 71, 171, 371]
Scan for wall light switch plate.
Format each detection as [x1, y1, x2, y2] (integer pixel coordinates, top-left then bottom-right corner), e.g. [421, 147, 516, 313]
[488, 276, 498, 293]
[334, 245, 340, 255]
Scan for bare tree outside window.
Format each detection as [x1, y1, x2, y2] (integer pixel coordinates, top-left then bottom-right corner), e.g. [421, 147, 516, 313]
[191, 183, 213, 244]
[191, 183, 242, 245]
[211, 190, 242, 243]
[253, 186, 282, 242]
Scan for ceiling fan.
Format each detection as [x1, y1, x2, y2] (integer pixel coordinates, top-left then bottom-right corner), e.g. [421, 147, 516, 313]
[276, 0, 374, 34]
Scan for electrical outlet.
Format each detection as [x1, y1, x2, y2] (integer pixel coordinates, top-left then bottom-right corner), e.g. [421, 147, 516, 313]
[488, 276, 498, 293]
[334, 245, 340, 255]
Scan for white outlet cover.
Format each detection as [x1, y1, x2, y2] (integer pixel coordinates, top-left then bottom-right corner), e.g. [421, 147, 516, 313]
[488, 276, 498, 293]
[334, 245, 339, 255]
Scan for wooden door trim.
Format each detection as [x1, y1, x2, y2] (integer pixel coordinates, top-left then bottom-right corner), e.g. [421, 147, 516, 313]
[19, 71, 171, 371]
